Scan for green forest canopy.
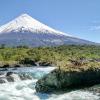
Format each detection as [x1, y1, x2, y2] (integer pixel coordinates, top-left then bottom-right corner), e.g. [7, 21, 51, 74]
[0, 45, 100, 71]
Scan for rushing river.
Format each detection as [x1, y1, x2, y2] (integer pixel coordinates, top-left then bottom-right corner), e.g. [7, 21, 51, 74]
[0, 67, 100, 100]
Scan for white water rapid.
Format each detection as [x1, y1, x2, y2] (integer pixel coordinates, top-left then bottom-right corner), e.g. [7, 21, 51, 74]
[0, 67, 99, 100]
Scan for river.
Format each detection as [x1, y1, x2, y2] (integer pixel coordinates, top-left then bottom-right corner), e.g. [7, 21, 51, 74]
[0, 67, 100, 100]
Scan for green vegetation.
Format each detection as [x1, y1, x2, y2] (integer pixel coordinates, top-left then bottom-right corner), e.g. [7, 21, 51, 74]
[0, 45, 100, 70]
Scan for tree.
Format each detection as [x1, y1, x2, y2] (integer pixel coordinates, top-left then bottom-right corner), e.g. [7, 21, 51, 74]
[0, 44, 6, 49]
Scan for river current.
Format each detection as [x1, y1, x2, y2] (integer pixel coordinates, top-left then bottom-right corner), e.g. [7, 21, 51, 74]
[0, 67, 100, 100]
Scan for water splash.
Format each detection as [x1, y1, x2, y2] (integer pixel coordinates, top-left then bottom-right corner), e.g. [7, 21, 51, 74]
[0, 67, 100, 100]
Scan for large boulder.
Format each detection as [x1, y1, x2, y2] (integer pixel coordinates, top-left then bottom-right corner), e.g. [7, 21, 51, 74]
[35, 69, 100, 93]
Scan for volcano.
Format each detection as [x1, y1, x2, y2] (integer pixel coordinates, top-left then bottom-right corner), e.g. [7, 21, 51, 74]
[0, 14, 97, 47]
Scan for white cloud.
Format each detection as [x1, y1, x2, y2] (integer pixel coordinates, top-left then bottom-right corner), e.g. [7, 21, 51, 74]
[90, 25, 100, 31]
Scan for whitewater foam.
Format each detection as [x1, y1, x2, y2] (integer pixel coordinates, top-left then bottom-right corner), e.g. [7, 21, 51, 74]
[0, 80, 99, 100]
[0, 67, 100, 100]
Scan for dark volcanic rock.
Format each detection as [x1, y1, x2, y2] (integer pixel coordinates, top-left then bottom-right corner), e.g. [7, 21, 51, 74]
[39, 62, 52, 66]
[35, 69, 100, 93]
[19, 73, 32, 80]
[19, 58, 37, 66]
[0, 73, 6, 83]
[13, 64, 21, 68]
[0, 72, 5, 75]
[6, 72, 15, 82]
[0, 68, 8, 71]
[0, 71, 33, 84]
[6, 76, 15, 82]
[6, 72, 13, 76]
[2, 64, 10, 68]
[6, 72, 33, 82]
[0, 79, 6, 84]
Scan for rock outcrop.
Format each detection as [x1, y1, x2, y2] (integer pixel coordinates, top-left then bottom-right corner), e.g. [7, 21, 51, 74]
[35, 69, 100, 93]
[0, 72, 32, 84]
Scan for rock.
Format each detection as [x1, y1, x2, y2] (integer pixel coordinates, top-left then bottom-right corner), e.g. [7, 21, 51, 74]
[6, 72, 15, 82]
[35, 70, 58, 92]
[19, 58, 37, 66]
[0, 79, 6, 84]
[0, 73, 6, 83]
[0, 72, 5, 75]
[0, 71, 33, 84]
[5, 72, 33, 82]
[6, 72, 13, 76]
[6, 76, 14, 82]
[35, 69, 100, 93]
[19, 73, 32, 80]
[6, 72, 21, 82]
[10, 64, 24, 68]
[2, 64, 10, 68]
[14, 64, 21, 68]
[0, 68, 8, 71]
[39, 62, 52, 66]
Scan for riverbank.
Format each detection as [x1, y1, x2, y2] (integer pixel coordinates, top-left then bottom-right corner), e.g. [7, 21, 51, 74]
[0, 60, 53, 68]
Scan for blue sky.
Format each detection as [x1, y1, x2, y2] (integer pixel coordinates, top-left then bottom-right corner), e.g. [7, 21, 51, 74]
[0, 0, 100, 43]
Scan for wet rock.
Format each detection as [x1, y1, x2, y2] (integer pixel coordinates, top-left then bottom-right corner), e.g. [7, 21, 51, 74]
[19, 58, 37, 66]
[10, 64, 24, 68]
[0, 72, 5, 75]
[13, 64, 21, 68]
[39, 62, 52, 66]
[85, 84, 100, 94]
[0, 68, 8, 71]
[6, 72, 33, 82]
[0, 79, 6, 84]
[0, 73, 6, 83]
[6, 72, 15, 82]
[2, 64, 10, 68]
[0, 71, 33, 84]
[6, 72, 21, 82]
[6, 76, 14, 82]
[35, 69, 100, 93]
[19, 73, 32, 80]
[6, 72, 13, 76]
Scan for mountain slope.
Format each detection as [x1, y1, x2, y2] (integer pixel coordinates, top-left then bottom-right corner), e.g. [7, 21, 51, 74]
[0, 14, 97, 47]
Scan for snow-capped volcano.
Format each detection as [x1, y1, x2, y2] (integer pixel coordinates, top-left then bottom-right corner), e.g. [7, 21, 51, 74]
[0, 14, 70, 36]
[0, 14, 97, 47]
